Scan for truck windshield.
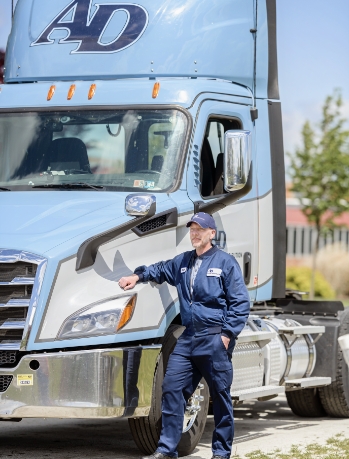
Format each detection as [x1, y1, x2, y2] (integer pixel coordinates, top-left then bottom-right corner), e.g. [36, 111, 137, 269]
[0, 109, 188, 192]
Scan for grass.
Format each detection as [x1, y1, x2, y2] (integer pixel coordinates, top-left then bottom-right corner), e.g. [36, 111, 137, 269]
[231, 434, 349, 459]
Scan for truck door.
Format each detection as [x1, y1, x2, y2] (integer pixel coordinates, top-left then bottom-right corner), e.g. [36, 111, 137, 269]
[187, 101, 258, 301]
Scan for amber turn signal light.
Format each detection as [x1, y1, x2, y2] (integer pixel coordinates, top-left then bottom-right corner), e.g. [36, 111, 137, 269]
[88, 84, 97, 100]
[67, 84, 76, 100]
[47, 85, 56, 101]
[117, 295, 137, 331]
[152, 82, 160, 99]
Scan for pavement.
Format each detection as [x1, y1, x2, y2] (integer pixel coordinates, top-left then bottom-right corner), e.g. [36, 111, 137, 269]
[0, 395, 349, 458]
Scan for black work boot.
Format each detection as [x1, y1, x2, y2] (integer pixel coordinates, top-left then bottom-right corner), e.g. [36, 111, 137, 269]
[141, 452, 174, 459]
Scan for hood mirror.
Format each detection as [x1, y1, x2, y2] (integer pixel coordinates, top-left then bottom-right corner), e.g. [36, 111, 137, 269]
[224, 130, 252, 192]
[125, 194, 156, 218]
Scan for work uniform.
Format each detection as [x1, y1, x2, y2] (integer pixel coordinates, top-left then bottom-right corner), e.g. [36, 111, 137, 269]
[135, 245, 250, 459]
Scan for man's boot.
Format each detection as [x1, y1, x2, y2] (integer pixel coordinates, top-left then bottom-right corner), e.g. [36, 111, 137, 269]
[141, 452, 174, 459]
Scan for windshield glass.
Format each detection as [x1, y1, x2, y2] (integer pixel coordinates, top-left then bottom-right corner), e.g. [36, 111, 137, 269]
[0, 109, 188, 191]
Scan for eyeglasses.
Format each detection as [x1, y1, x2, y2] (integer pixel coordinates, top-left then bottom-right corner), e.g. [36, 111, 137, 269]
[189, 226, 208, 233]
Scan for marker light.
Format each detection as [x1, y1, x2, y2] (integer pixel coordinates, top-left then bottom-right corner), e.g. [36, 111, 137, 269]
[117, 295, 137, 331]
[57, 294, 137, 340]
[67, 84, 76, 100]
[47, 85, 56, 101]
[152, 82, 160, 99]
[88, 84, 97, 100]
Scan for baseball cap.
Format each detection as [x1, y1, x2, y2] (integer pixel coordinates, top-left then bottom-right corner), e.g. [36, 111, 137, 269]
[186, 212, 217, 230]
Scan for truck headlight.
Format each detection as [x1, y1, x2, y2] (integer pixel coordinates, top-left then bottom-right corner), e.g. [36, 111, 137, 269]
[57, 294, 137, 340]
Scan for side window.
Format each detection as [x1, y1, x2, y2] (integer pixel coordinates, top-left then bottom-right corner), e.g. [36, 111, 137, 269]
[201, 117, 241, 198]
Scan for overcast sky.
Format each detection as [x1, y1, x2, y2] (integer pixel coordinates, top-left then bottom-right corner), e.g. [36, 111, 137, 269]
[0, 0, 348, 166]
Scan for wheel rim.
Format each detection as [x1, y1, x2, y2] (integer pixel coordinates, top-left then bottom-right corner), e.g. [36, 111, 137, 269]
[183, 382, 204, 433]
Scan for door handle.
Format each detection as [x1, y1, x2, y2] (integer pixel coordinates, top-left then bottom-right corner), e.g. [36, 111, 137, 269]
[243, 252, 251, 285]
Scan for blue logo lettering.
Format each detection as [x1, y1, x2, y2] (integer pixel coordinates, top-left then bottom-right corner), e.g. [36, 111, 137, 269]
[31, 0, 149, 54]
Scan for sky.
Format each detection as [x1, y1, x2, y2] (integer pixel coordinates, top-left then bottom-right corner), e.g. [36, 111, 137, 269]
[0, 0, 348, 166]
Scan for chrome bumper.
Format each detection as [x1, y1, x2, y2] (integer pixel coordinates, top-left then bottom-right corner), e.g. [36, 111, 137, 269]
[0, 346, 161, 419]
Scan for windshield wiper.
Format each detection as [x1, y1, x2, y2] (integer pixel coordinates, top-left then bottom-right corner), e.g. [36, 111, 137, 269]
[32, 182, 105, 191]
[0, 186, 11, 191]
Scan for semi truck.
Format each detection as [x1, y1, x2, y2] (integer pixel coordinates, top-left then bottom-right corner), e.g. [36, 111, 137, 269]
[0, 0, 348, 456]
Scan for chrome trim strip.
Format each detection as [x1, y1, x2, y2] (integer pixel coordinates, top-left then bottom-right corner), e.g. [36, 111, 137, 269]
[0, 320, 26, 330]
[0, 249, 47, 351]
[0, 341, 21, 350]
[0, 300, 31, 308]
[0, 278, 35, 286]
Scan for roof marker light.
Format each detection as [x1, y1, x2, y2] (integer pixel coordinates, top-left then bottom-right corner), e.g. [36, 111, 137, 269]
[88, 84, 96, 100]
[67, 84, 76, 100]
[152, 82, 160, 99]
[47, 85, 56, 101]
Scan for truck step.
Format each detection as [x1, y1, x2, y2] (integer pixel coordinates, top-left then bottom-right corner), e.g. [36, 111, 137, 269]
[0, 319, 26, 330]
[285, 377, 331, 391]
[278, 325, 325, 336]
[237, 330, 276, 347]
[0, 341, 21, 350]
[231, 385, 285, 401]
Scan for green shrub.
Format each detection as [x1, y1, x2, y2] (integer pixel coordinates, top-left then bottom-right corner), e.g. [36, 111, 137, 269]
[286, 266, 335, 299]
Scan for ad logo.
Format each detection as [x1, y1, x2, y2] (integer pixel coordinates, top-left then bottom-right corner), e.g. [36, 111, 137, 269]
[31, 0, 149, 54]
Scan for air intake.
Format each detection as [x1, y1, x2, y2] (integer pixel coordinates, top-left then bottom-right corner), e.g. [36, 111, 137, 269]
[133, 208, 178, 237]
[0, 375, 13, 393]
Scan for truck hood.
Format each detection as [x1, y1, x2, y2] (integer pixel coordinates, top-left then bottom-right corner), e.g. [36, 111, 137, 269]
[0, 191, 171, 256]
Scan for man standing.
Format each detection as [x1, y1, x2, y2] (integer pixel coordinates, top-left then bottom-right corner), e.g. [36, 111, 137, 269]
[119, 212, 250, 459]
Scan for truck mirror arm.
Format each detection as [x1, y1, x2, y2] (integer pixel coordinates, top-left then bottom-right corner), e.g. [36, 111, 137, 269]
[75, 202, 156, 272]
[196, 162, 253, 215]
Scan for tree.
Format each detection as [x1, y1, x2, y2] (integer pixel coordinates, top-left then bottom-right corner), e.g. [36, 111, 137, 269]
[289, 90, 349, 299]
[0, 50, 5, 84]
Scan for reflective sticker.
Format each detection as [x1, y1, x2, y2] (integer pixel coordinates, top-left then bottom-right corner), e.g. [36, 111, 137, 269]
[144, 181, 155, 189]
[17, 374, 33, 386]
[181, 267, 187, 273]
[207, 268, 222, 277]
[133, 180, 145, 188]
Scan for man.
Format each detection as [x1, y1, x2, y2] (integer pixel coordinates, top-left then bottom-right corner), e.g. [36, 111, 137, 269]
[119, 212, 250, 459]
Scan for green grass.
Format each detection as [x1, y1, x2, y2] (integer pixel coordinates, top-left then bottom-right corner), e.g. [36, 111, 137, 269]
[231, 434, 349, 459]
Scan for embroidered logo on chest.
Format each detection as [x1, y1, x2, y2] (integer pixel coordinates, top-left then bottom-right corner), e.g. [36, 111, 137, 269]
[207, 268, 222, 277]
[181, 267, 187, 273]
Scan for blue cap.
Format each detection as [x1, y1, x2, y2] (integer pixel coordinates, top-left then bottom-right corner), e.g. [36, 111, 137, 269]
[186, 212, 217, 230]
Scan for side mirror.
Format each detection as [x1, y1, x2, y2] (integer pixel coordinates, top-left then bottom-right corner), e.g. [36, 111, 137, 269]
[125, 194, 156, 217]
[224, 130, 252, 192]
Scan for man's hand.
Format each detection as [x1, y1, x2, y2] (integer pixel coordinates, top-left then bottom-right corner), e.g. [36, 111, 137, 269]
[221, 335, 230, 350]
[118, 274, 139, 291]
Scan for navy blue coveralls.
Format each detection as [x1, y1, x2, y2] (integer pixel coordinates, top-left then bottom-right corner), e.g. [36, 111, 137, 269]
[135, 245, 250, 458]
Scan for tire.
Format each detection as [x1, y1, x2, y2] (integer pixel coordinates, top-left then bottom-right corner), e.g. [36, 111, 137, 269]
[286, 388, 326, 417]
[128, 325, 209, 457]
[318, 308, 349, 417]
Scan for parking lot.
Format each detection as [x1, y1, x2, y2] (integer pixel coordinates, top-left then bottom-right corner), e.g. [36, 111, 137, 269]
[1, 395, 349, 459]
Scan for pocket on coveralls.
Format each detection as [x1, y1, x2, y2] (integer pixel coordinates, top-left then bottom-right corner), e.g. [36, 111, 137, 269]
[212, 360, 233, 393]
[212, 334, 233, 393]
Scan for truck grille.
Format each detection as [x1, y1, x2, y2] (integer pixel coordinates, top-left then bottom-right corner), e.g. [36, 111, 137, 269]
[0, 252, 45, 366]
[0, 262, 37, 283]
[0, 375, 13, 392]
[0, 351, 16, 365]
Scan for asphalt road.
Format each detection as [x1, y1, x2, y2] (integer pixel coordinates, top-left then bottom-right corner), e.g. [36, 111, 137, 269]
[1, 396, 349, 459]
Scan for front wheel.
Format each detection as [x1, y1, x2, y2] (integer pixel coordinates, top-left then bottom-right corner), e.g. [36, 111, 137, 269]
[128, 325, 209, 457]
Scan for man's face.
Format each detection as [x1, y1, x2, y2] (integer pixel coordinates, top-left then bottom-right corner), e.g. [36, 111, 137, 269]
[189, 222, 216, 249]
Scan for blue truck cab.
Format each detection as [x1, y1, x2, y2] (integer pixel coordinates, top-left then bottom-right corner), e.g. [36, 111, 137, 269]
[0, 1, 347, 455]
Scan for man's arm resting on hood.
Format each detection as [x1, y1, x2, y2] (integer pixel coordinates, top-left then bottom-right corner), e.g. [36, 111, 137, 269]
[119, 254, 184, 290]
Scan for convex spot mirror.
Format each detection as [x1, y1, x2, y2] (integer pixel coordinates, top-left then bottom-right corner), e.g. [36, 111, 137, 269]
[125, 194, 156, 217]
[224, 130, 252, 192]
